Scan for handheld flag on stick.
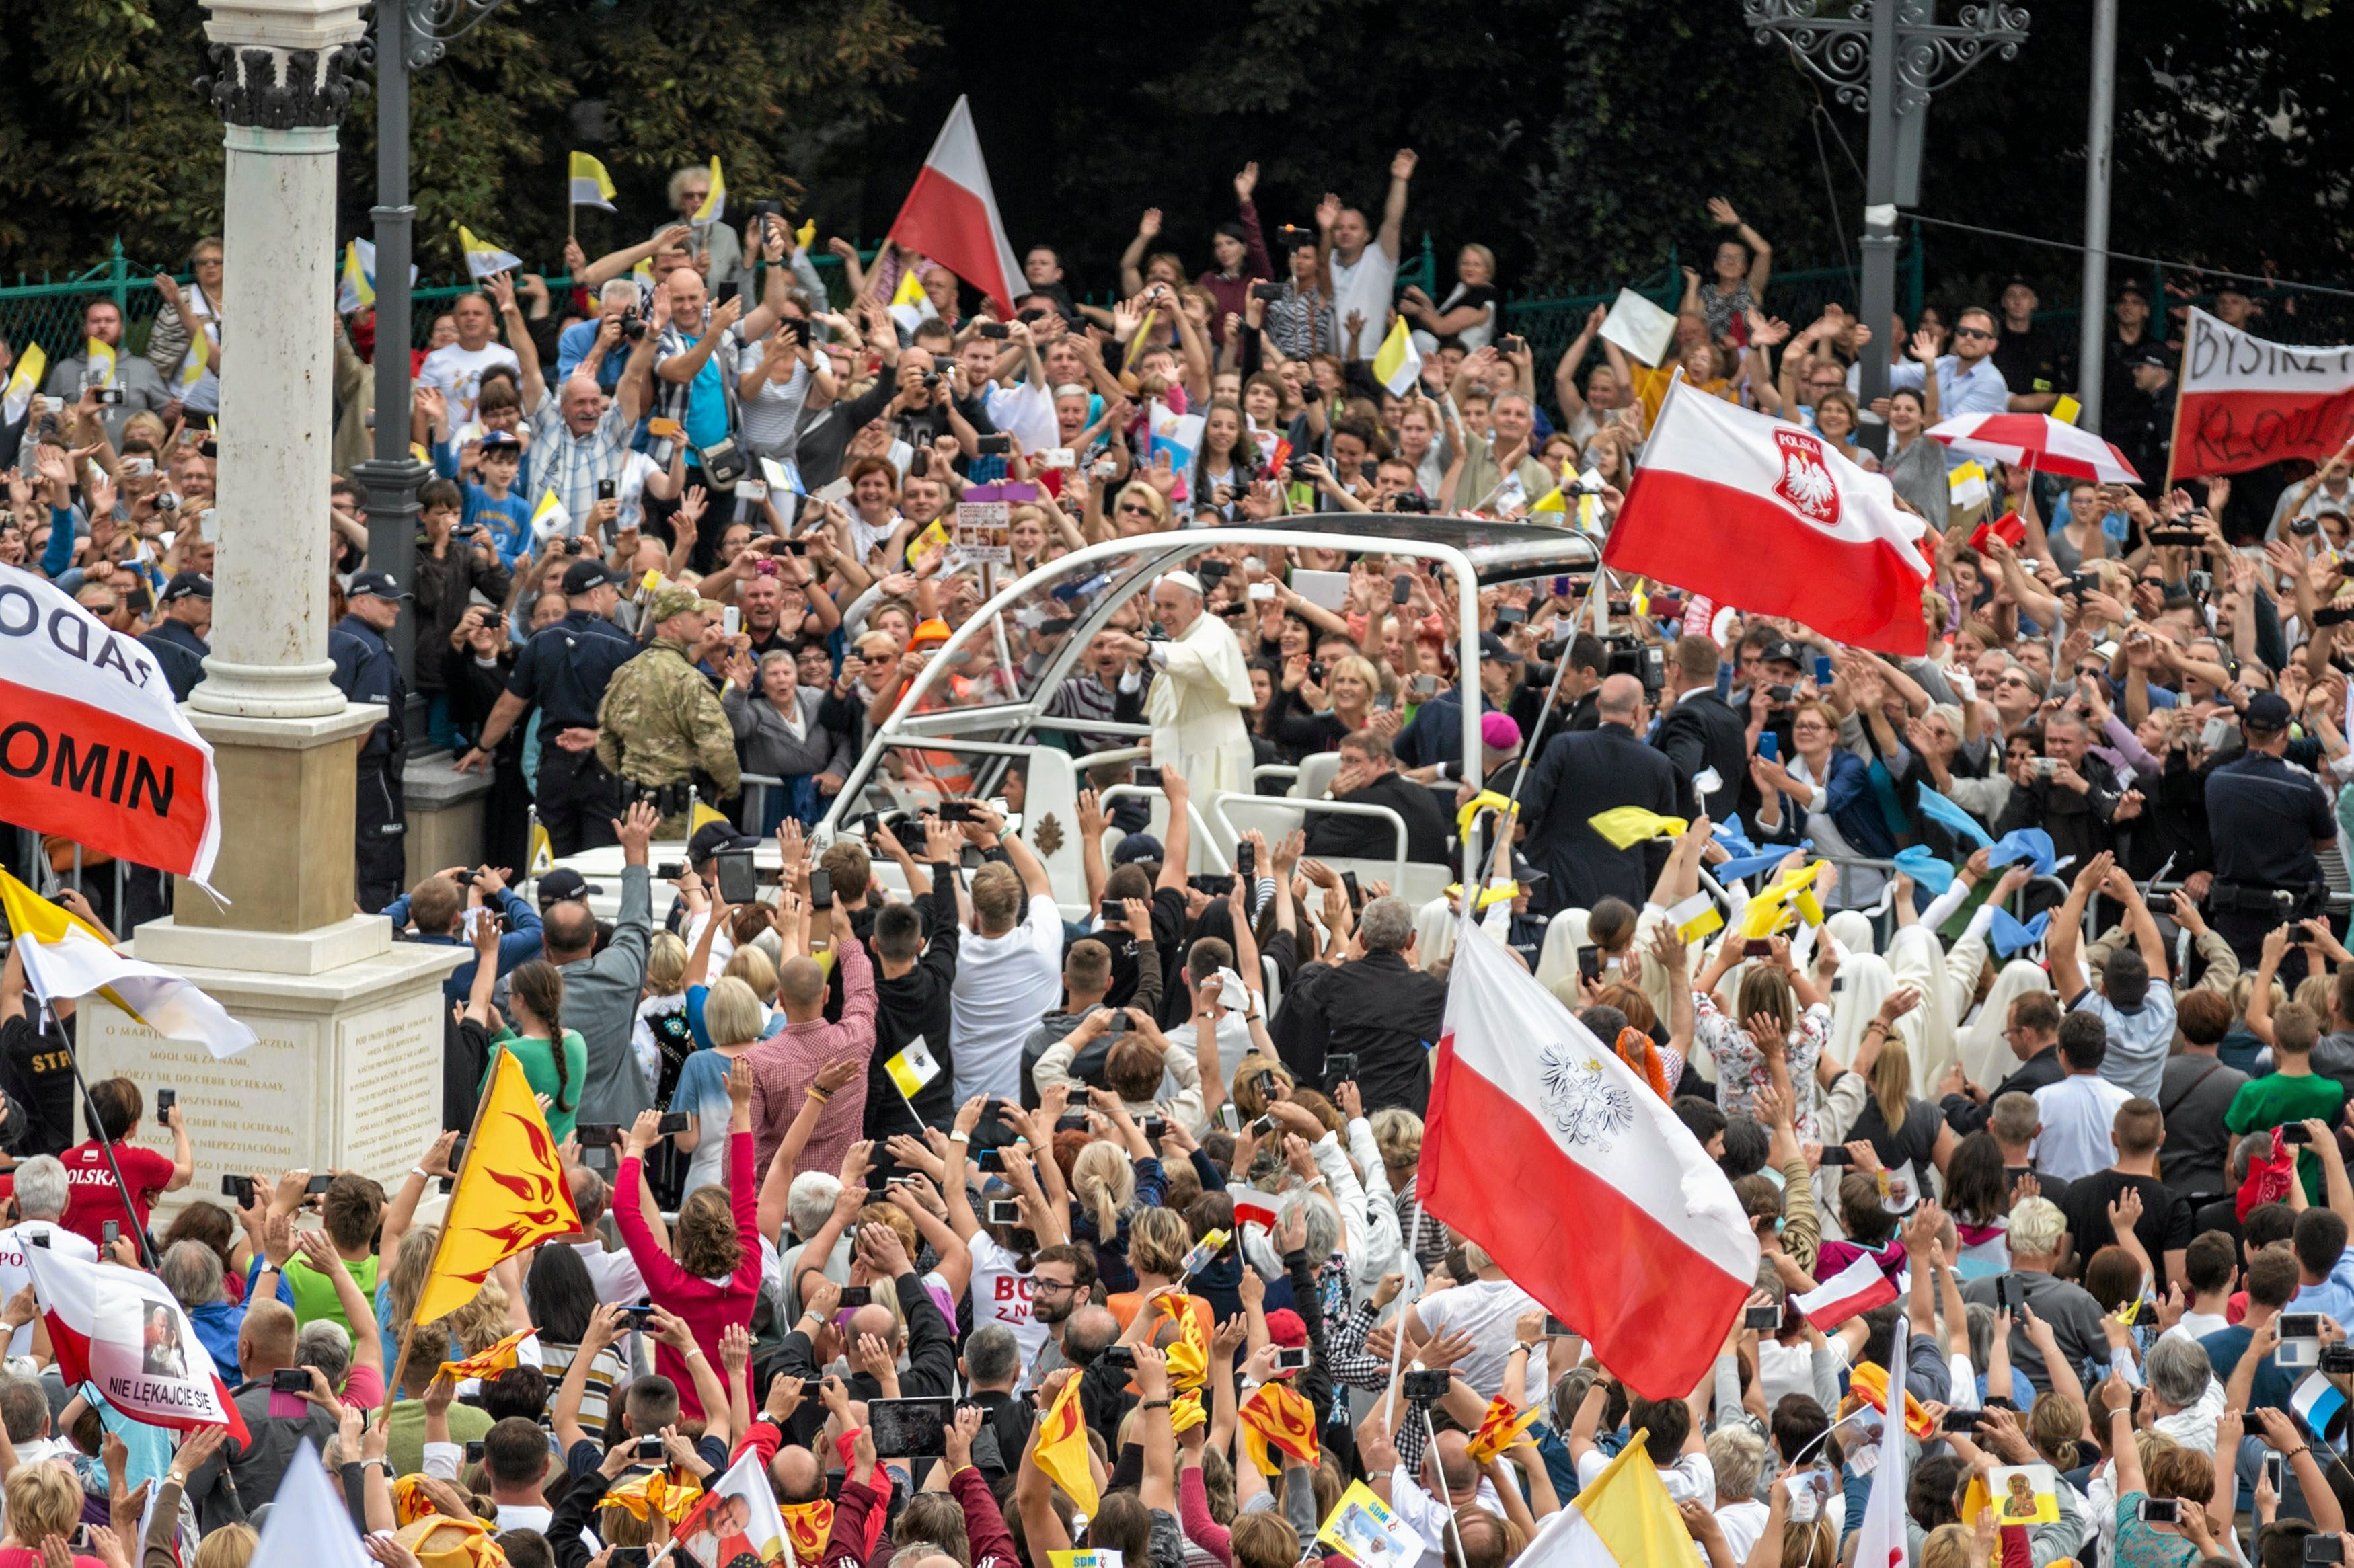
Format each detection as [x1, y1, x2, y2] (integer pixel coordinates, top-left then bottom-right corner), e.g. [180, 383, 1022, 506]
[569, 152, 618, 212]
[886, 95, 1024, 316]
[884, 1037, 940, 1107]
[1507, 1427, 1689, 1567]
[530, 489, 572, 543]
[672, 1446, 792, 1568]
[693, 156, 726, 225]
[457, 225, 522, 281]
[24, 1243, 248, 1440]
[1238, 1381, 1320, 1475]
[1465, 1397, 1545, 1464]
[338, 239, 376, 314]
[439, 1326, 537, 1382]
[413, 1047, 582, 1327]
[1372, 316, 1422, 397]
[2, 344, 44, 424]
[0, 871, 253, 1057]
[85, 336, 116, 388]
[1030, 1370, 1099, 1513]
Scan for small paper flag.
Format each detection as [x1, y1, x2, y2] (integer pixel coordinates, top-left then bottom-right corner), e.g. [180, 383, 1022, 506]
[692, 156, 725, 225]
[569, 151, 617, 211]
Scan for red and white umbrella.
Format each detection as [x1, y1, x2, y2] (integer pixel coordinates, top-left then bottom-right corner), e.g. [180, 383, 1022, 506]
[1926, 411, 2142, 485]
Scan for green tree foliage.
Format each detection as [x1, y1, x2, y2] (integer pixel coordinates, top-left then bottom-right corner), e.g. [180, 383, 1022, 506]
[0, 0, 932, 277]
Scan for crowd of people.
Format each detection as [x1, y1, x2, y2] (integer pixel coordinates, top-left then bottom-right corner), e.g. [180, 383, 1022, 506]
[6, 161, 2354, 1568]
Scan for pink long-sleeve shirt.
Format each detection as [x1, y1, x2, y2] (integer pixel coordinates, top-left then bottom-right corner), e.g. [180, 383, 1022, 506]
[614, 1127, 759, 1419]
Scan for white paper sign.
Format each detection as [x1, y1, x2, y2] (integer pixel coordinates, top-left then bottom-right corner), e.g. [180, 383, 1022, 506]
[1599, 286, 1679, 368]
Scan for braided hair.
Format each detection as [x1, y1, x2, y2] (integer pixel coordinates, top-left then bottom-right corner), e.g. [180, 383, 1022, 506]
[509, 960, 575, 1113]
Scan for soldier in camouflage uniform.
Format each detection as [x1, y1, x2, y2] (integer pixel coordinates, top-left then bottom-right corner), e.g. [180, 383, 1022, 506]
[597, 585, 743, 838]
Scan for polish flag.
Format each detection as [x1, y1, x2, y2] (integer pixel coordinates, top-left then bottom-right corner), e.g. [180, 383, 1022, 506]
[1602, 380, 1934, 654]
[886, 96, 1024, 318]
[26, 1243, 248, 1441]
[1851, 1337, 1911, 1568]
[1790, 1253, 1900, 1331]
[1420, 920, 1759, 1401]
[2175, 306, 2354, 477]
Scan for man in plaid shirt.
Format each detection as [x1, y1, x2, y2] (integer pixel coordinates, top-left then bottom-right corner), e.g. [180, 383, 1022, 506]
[528, 309, 660, 533]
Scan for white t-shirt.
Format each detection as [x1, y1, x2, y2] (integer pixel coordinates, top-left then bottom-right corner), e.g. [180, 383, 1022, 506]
[2164, 1310, 2232, 1345]
[968, 1230, 1050, 1380]
[420, 341, 523, 429]
[1716, 1498, 1771, 1562]
[1576, 1447, 1716, 1506]
[950, 894, 1065, 1100]
[2031, 1073, 2135, 1183]
[0, 1222, 97, 1355]
[570, 1237, 648, 1308]
[1328, 243, 1398, 361]
[1413, 1277, 1548, 1399]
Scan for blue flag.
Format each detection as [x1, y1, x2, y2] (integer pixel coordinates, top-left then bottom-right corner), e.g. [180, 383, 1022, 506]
[1915, 784, 1994, 850]
[1986, 827, 2057, 876]
[1893, 846, 1956, 896]
[1989, 907, 2051, 958]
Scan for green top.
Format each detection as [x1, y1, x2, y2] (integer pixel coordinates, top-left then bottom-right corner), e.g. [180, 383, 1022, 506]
[2225, 1070, 2345, 1202]
[285, 1252, 379, 1339]
[385, 1396, 493, 1479]
[487, 1027, 590, 1143]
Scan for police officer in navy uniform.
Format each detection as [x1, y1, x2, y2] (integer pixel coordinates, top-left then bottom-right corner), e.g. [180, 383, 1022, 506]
[330, 570, 410, 912]
[2204, 689, 2338, 974]
[453, 558, 638, 856]
[140, 572, 212, 702]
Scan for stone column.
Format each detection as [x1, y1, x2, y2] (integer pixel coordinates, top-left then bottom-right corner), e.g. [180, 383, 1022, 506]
[189, 22, 363, 721]
[98, 0, 464, 1220]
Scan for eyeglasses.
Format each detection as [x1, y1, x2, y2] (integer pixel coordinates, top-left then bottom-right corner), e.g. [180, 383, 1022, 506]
[1998, 674, 2031, 687]
[1116, 502, 1156, 518]
[1030, 1277, 1079, 1296]
[1954, 326, 1997, 340]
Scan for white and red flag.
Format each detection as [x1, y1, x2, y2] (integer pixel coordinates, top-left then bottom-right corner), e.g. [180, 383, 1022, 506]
[1791, 1253, 1900, 1331]
[887, 96, 1024, 318]
[1420, 921, 1759, 1401]
[0, 563, 222, 886]
[2175, 306, 2354, 477]
[1602, 381, 1934, 654]
[26, 1242, 247, 1441]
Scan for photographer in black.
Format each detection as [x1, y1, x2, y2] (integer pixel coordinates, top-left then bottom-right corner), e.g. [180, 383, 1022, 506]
[2207, 689, 2338, 972]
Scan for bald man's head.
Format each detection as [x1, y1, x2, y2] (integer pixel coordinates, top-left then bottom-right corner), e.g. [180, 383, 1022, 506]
[778, 957, 827, 1018]
[543, 902, 597, 959]
[1427, 1429, 1478, 1499]
[771, 1444, 823, 1502]
[1595, 672, 1646, 723]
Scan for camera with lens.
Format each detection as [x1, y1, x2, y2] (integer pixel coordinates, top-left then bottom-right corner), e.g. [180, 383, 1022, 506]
[618, 309, 647, 342]
[1603, 635, 1664, 694]
[1390, 494, 1432, 513]
[2322, 1343, 2354, 1375]
[1535, 633, 1572, 663]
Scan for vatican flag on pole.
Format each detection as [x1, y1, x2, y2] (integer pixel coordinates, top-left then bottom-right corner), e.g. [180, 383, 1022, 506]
[570, 152, 618, 211]
[693, 157, 726, 225]
[1372, 316, 1422, 397]
[459, 225, 522, 280]
[530, 489, 571, 543]
[2, 345, 43, 425]
[1513, 1432, 1700, 1567]
[884, 1038, 940, 1101]
[0, 871, 254, 1058]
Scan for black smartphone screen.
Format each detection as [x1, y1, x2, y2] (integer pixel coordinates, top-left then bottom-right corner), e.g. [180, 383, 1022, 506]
[810, 867, 834, 909]
[714, 849, 758, 904]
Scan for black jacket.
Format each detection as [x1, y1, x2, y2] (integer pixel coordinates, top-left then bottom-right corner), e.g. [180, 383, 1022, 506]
[1271, 951, 1447, 1115]
[770, 1266, 960, 1434]
[861, 861, 962, 1138]
[1521, 723, 1680, 913]
[1940, 1044, 2065, 1134]
[1653, 689, 1748, 822]
[1301, 771, 1454, 866]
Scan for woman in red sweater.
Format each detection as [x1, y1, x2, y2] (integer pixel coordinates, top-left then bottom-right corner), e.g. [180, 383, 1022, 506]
[616, 1056, 761, 1419]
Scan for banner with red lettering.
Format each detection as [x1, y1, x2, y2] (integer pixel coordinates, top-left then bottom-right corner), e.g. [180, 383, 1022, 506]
[0, 563, 221, 886]
[2176, 307, 2354, 477]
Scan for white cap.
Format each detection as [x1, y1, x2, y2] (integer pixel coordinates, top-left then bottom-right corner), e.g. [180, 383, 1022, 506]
[1158, 570, 1206, 598]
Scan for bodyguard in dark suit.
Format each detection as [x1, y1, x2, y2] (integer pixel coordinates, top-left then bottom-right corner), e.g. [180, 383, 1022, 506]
[1521, 674, 1679, 913]
[1652, 635, 1749, 822]
[140, 572, 213, 702]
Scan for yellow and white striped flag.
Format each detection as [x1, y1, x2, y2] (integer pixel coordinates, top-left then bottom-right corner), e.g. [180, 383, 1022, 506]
[3, 344, 45, 425]
[568, 152, 617, 212]
[458, 225, 522, 281]
[884, 1037, 940, 1101]
[692, 156, 726, 225]
[0, 871, 254, 1058]
[529, 488, 570, 541]
[85, 337, 116, 389]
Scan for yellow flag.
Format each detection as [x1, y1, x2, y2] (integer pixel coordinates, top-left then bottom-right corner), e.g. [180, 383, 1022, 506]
[1162, 1294, 1209, 1390]
[687, 799, 731, 838]
[1665, 892, 1724, 945]
[414, 1048, 582, 1325]
[2052, 394, 2081, 426]
[884, 1038, 940, 1100]
[85, 337, 116, 387]
[1737, 863, 1827, 940]
[1238, 1381, 1320, 1475]
[1030, 1370, 1098, 1514]
[1529, 485, 1566, 514]
[0, 871, 254, 1056]
[891, 267, 927, 309]
[568, 151, 617, 211]
[527, 820, 554, 876]
[1371, 315, 1422, 397]
[1587, 806, 1687, 850]
[1465, 1396, 1546, 1464]
[794, 219, 817, 252]
[3, 344, 46, 424]
[692, 156, 725, 225]
[439, 1325, 535, 1381]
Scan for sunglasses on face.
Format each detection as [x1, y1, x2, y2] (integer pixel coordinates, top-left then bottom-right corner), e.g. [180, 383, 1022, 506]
[1954, 327, 1996, 340]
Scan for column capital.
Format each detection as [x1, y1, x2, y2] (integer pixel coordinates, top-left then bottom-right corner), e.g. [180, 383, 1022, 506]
[199, 40, 365, 129]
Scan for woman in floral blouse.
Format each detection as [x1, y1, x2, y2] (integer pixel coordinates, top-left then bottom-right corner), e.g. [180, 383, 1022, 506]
[1692, 934, 1834, 1142]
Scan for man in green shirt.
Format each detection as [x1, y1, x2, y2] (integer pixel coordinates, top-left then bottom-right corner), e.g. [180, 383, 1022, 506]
[2225, 1002, 2345, 1202]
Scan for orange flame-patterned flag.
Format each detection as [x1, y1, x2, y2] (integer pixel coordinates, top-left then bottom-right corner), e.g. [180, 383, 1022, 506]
[1465, 1396, 1545, 1464]
[1030, 1370, 1100, 1515]
[602, 1466, 704, 1524]
[1238, 1381, 1320, 1475]
[780, 1501, 834, 1563]
[416, 1048, 584, 1326]
[439, 1327, 537, 1383]
[1161, 1295, 1209, 1391]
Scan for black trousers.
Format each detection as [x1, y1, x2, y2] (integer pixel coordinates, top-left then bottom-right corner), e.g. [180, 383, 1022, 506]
[537, 742, 623, 857]
[355, 756, 407, 913]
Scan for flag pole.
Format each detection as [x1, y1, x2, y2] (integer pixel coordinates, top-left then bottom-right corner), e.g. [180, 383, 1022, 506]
[1380, 1206, 1425, 1429]
[1419, 1404, 1472, 1568]
[384, 1042, 510, 1423]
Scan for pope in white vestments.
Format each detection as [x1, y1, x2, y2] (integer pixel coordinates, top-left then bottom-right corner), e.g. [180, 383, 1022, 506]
[1113, 572, 1255, 861]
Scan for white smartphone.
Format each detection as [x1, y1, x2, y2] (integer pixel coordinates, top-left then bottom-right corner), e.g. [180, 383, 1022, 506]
[1248, 582, 1275, 602]
[813, 477, 853, 506]
[1038, 447, 1075, 469]
[722, 606, 741, 637]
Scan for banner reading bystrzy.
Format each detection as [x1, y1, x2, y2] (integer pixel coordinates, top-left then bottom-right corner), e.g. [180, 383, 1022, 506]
[2176, 306, 2354, 477]
[24, 1242, 247, 1440]
[0, 563, 221, 886]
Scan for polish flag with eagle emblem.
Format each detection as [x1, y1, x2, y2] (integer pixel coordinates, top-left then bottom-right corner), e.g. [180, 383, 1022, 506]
[1601, 377, 1934, 654]
[415, 1046, 582, 1325]
[1420, 924, 1759, 1401]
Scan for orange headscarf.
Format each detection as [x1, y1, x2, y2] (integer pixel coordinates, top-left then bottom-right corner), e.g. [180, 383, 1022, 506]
[1616, 1027, 1671, 1100]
